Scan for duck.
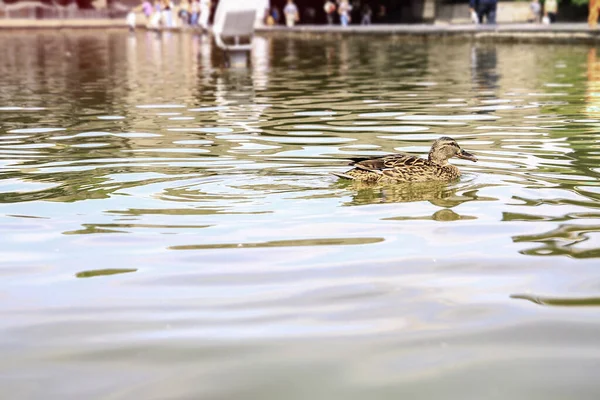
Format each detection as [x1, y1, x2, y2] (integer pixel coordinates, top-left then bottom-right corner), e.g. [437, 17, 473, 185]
[332, 137, 477, 183]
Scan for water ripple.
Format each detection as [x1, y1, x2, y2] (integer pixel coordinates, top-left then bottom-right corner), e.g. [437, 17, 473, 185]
[1, 32, 600, 399]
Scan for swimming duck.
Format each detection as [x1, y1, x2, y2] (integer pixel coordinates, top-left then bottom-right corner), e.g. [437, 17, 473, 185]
[332, 137, 477, 183]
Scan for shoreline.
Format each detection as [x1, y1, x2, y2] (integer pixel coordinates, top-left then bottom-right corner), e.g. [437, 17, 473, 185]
[1, 20, 599, 43]
[256, 23, 600, 43]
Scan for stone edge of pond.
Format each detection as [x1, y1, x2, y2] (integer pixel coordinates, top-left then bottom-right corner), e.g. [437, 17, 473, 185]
[255, 24, 600, 44]
[2, 21, 600, 44]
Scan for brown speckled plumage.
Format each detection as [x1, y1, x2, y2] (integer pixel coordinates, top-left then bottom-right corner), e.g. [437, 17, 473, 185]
[333, 137, 477, 183]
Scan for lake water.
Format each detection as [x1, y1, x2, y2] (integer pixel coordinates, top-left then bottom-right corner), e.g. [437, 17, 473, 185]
[1, 30, 600, 399]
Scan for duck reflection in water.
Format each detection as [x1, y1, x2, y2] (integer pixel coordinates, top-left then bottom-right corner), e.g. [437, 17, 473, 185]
[340, 180, 454, 206]
[337, 179, 482, 208]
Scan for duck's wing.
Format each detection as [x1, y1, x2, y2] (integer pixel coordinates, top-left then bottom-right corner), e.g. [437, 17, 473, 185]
[351, 153, 427, 172]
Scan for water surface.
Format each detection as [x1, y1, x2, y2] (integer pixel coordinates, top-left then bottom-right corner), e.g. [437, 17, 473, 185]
[1, 30, 600, 399]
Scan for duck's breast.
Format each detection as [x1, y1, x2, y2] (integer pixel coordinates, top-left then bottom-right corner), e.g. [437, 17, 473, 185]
[437, 165, 460, 180]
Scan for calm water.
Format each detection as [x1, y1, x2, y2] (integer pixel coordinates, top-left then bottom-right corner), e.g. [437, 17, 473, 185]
[1, 30, 600, 398]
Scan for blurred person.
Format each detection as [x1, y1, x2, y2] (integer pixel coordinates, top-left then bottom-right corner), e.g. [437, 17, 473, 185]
[324, 0, 336, 25]
[338, 0, 352, 26]
[591, 0, 600, 28]
[470, 7, 478, 24]
[161, 0, 174, 27]
[149, 0, 162, 28]
[469, 0, 497, 24]
[127, 9, 136, 31]
[351, 0, 360, 24]
[271, 6, 281, 24]
[528, 0, 541, 23]
[263, 3, 271, 26]
[140, 0, 153, 22]
[361, 3, 372, 25]
[284, 0, 299, 27]
[198, 0, 211, 31]
[178, 0, 190, 26]
[544, 0, 557, 23]
[376, 3, 386, 22]
[190, 0, 199, 26]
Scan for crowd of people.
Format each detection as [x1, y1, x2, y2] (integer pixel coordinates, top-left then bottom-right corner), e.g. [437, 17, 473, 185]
[469, 0, 558, 25]
[126, 0, 600, 31]
[128, 0, 382, 30]
[266, 0, 386, 27]
[527, 0, 558, 24]
[132, 0, 213, 30]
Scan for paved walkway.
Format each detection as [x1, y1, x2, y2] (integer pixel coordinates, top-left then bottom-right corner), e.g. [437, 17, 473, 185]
[0, 18, 126, 29]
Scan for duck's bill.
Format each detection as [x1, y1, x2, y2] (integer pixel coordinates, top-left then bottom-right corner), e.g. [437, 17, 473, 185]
[457, 149, 477, 162]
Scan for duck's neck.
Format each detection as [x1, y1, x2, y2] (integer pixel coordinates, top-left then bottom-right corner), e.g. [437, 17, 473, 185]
[428, 151, 448, 166]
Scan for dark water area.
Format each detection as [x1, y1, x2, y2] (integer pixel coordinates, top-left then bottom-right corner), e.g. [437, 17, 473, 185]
[1, 30, 600, 399]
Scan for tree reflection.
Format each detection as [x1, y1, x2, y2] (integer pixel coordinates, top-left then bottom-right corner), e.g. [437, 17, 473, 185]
[506, 46, 600, 259]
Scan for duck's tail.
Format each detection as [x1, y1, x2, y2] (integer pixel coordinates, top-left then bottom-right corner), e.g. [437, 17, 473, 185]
[330, 172, 356, 180]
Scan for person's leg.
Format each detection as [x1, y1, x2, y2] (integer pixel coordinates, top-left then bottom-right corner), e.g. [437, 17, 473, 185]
[487, 3, 496, 24]
[199, 9, 209, 29]
[477, 3, 486, 24]
[590, 0, 599, 28]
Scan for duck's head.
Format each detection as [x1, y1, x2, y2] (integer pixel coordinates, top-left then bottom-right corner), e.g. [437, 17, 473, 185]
[428, 137, 477, 166]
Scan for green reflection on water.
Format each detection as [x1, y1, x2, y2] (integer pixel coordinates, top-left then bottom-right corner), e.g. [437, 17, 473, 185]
[513, 224, 600, 258]
[170, 237, 385, 250]
[511, 293, 600, 307]
[75, 268, 137, 278]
